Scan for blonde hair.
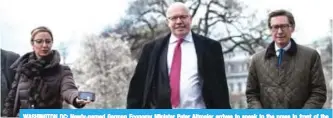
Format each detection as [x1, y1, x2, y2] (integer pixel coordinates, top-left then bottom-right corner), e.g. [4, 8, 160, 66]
[30, 26, 53, 42]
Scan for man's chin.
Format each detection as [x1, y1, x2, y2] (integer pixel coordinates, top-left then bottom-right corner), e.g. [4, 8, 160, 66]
[174, 32, 189, 37]
[175, 29, 185, 33]
[275, 38, 289, 42]
[275, 40, 290, 47]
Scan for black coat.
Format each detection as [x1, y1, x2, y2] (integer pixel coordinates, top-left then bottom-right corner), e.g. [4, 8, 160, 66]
[127, 32, 231, 109]
[1, 49, 19, 114]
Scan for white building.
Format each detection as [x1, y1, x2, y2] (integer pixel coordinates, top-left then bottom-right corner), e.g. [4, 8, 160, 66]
[224, 50, 251, 109]
[306, 37, 332, 109]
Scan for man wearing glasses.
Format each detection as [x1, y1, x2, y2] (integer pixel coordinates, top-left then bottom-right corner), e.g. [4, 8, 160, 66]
[246, 9, 327, 108]
[127, 2, 231, 109]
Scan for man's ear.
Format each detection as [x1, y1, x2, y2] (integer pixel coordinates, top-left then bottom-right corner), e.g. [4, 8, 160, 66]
[290, 27, 295, 33]
[165, 19, 170, 27]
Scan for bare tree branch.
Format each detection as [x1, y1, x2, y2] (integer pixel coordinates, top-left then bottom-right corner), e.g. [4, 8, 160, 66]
[203, 0, 214, 36]
[106, 0, 270, 58]
[189, 0, 201, 17]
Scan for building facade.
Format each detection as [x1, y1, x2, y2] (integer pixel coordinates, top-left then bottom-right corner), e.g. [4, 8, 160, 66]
[224, 50, 250, 109]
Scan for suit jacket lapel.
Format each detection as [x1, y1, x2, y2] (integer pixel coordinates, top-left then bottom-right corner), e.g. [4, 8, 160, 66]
[158, 38, 172, 108]
[160, 43, 169, 83]
[192, 33, 205, 77]
[150, 34, 172, 108]
[157, 34, 171, 82]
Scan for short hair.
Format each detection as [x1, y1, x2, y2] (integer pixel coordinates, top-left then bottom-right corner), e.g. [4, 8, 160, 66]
[31, 26, 53, 41]
[166, 2, 190, 17]
[268, 9, 295, 29]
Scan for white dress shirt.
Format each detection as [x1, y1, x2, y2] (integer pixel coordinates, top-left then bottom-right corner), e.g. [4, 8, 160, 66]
[167, 32, 206, 109]
[275, 41, 291, 57]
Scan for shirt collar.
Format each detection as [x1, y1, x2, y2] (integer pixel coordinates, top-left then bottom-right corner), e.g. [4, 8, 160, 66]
[169, 32, 193, 44]
[275, 40, 291, 51]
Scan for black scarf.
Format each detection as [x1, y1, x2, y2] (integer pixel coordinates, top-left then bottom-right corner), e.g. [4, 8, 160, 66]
[24, 53, 48, 108]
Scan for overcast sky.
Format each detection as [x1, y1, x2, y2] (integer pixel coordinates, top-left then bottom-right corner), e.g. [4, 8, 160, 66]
[1, 0, 332, 64]
[244, 0, 333, 44]
[0, 0, 129, 63]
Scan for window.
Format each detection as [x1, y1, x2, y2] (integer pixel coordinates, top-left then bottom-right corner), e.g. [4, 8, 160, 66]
[229, 83, 234, 93]
[243, 63, 248, 72]
[230, 64, 235, 73]
[238, 64, 242, 73]
[228, 64, 232, 73]
[238, 82, 242, 92]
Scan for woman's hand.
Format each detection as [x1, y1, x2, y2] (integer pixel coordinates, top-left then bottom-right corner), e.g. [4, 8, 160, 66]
[75, 98, 92, 106]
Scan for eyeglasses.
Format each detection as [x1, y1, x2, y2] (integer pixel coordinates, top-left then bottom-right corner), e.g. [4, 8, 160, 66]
[270, 24, 291, 32]
[167, 15, 189, 22]
[32, 39, 53, 45]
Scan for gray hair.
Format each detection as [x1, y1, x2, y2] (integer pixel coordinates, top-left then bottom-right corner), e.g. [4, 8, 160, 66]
[166, 2, 191, 18]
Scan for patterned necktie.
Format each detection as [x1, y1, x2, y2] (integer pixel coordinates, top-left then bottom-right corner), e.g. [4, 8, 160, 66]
[278, 48, 284, 66]
[169, 38, 184, 108]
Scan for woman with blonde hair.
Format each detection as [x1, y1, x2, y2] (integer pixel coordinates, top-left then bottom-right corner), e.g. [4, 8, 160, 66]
[2, 26, 90, 117]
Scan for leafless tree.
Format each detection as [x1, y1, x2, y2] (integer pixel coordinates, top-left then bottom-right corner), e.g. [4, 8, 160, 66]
[311, 36, 332, 108]
[104, 0, 270, 59]
[71, 35, 137, 108]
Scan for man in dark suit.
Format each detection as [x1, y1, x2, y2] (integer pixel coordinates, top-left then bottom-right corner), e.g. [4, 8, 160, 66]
[1, 49, 19, 114]
[127, 2, 231, 109]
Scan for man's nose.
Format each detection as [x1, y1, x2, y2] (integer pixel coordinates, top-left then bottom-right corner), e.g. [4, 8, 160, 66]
[277, 27, 283, 33]
[175, 18, 183, 23]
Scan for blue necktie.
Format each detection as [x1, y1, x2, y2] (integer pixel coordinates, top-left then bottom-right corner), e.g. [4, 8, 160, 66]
[278, 48, 284, 66]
